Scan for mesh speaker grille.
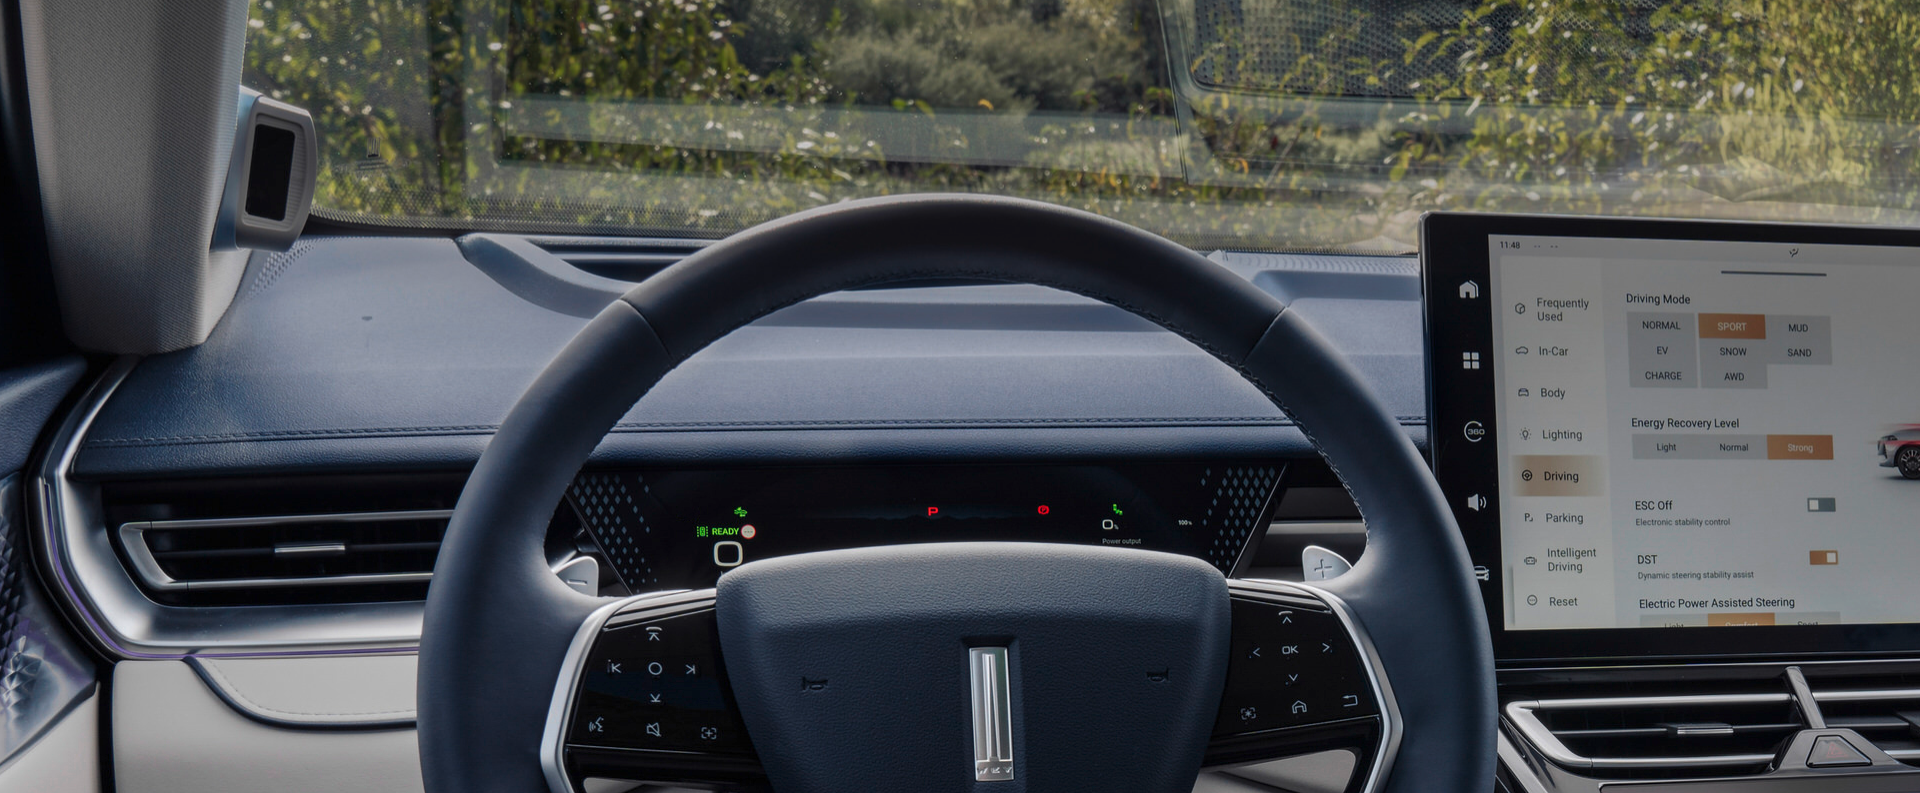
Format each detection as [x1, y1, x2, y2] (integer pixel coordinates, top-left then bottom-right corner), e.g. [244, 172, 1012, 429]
[568, 472, 657, 587]
[1202, 465, 1280, 570]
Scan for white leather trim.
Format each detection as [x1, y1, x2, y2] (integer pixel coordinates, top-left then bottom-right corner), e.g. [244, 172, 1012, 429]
[189, 654, 417, 728]
[114, 661, 423, 793]
[0, 690, 99, 792]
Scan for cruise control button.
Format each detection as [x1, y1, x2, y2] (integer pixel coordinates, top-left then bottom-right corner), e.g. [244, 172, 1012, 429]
[1808, 735, 1870, 767]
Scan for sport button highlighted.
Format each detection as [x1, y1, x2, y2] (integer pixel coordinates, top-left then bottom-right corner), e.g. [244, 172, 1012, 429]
[1698, 313, 1767, 339]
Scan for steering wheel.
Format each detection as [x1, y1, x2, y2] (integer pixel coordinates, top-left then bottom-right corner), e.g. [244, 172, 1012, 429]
[417, 195, 1494, 793]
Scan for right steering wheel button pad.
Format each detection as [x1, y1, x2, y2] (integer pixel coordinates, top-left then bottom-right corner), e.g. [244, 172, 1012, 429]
[1208, 584, 1385, 766]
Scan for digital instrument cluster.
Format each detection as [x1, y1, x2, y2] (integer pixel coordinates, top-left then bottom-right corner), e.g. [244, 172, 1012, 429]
[561, 462, 1282, 590]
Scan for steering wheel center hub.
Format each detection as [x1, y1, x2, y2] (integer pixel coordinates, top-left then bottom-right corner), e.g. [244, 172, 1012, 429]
[715, 542, 1230, 793]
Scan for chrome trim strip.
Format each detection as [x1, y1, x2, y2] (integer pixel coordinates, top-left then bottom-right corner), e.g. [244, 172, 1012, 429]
[969, 647, 1015, 781]
[1233, 579, 1401, 793]
[1501, 656, 1920, 673]
[1813, 688, 1920, 702]
[1528, 693, 1791, 710]
[543, 595, 636, 793]
[1504, 699, 1780, 770]
[32, 358, 425, 658]
[274, 541, 349, 557]
[117, 509, 452, 591]
[141, 510, 456, 531]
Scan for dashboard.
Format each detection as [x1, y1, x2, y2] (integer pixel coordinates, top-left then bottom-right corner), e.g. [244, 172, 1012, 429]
[23, 221, 1920, 793]
[1426, 213, 1920, 661]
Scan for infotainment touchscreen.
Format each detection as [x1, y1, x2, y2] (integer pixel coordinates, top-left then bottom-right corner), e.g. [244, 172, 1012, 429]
[1423, 213, 1920, 661]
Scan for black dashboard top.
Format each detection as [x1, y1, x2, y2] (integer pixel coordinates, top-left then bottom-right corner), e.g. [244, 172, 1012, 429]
[73, 238, 1428, 478]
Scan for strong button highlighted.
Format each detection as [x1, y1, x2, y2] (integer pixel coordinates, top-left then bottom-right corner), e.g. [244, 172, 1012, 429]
[1768, 435, 1834, 460]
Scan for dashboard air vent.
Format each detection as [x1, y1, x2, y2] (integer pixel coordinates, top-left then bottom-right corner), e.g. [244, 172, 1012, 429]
[118, 510, 450, 604]
[527, 235, 710, 282]
[1506, 691, 1804, 777]
[1812, 686, 1920, 765]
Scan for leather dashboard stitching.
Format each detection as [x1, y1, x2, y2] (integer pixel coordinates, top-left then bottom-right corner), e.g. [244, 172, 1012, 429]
[82, 416, 1428, 448]
[196, 659, 416, 720]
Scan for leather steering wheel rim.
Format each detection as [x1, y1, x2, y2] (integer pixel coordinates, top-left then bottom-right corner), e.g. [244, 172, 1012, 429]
[417, 194, 1495, 793]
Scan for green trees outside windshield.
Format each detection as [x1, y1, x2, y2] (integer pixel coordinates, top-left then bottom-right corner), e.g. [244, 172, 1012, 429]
[245, 0, 1920, 251]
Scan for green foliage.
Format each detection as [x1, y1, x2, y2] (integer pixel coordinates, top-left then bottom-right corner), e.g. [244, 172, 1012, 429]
[1394, 0, 1920, 220]
[244, 0, 1920, 251]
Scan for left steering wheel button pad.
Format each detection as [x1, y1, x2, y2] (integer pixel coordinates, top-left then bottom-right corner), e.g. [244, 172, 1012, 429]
[570, 606, 750, 755]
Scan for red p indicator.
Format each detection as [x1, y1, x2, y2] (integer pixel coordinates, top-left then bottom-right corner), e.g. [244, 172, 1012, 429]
[927, 506, 940, 517]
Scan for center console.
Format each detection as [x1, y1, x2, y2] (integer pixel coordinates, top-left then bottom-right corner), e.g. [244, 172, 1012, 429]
[1423, 212, 1920, 791]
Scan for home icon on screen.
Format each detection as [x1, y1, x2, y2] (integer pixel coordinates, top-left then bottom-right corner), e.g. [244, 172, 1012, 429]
[1459, 280, 1481, 299]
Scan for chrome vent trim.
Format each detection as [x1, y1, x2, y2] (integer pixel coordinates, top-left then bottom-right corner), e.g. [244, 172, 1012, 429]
[1504, 693, 1795, 771]
[1813, 688, 1920, 703]
[117, 509, 452, 591]
[34, 358, 429, 658]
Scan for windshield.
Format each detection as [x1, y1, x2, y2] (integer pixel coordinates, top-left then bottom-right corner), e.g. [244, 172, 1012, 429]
[244, 0, 1920, 252]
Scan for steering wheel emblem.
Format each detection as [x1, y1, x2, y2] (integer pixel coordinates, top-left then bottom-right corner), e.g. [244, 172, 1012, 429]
[970, 647, 1015, 781]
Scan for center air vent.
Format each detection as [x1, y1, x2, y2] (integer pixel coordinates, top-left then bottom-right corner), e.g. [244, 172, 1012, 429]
[1506, 691, 1805, 777]
[118, 510, 450, 604]
[1812, 685, 1920, 765]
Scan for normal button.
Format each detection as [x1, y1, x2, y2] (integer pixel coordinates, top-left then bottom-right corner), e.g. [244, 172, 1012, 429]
[1807, 735, 1871, 768]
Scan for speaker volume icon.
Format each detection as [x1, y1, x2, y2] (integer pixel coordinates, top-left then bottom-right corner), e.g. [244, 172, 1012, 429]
[1465, 494, 1488, 512]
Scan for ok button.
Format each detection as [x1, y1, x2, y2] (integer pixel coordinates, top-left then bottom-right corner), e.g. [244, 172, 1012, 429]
[1279, 645, 1300, 656]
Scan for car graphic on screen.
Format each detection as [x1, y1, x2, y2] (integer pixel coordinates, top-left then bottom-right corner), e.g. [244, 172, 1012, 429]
[1881, 427, 1920, 479]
